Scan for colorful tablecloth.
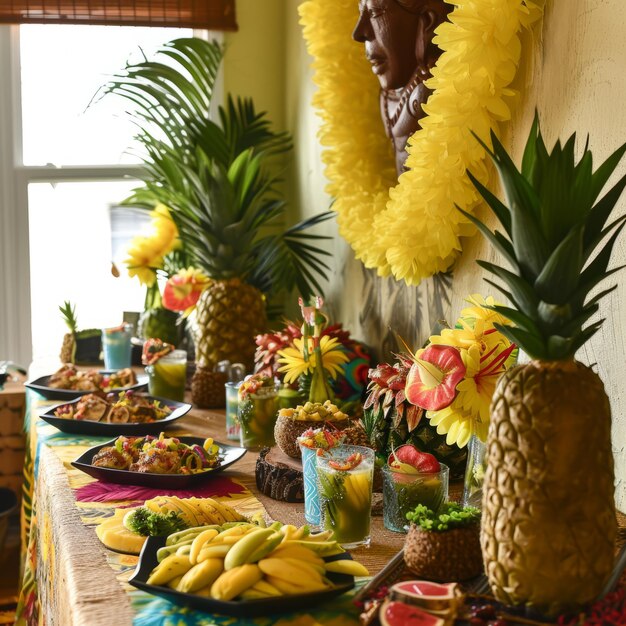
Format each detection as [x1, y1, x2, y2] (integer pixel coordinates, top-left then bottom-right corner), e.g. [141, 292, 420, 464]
[15, 392, 362, 626]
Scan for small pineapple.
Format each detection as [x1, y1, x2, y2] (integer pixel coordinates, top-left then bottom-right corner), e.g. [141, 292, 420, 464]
[59, 301, 77, 363]
[191, 367, 228, 409]
[463, 115, 625, 614]
[340, 421, 370, 447]
[138, 307, 183, 347]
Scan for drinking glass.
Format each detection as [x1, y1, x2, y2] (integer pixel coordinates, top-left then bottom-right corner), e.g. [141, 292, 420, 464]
[316, 445, 375, 548]
[299, 443, 321, 526]
[101, 323, 133, 370]
[225, 381, 241, 441]
[237, 384, 279, 451]
[146, 349, 187, 401]
[382, 464, 449, 533]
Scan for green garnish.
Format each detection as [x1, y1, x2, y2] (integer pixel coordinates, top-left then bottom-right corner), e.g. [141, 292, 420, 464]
[405, 502, 480, 532]
[123, 507, 188, 536]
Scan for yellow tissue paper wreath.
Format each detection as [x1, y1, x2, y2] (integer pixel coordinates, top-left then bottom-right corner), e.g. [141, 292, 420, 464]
[299, 0, 545, 285]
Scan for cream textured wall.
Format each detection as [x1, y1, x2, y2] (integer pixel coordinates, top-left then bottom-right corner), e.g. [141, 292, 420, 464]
[282, 0, 626, 508]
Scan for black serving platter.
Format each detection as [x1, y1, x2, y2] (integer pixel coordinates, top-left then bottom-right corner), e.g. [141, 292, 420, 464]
[39, 393, 192, 436]
[129, 536, 355, 617]
[71, 436, 246, 489]
[25, 370, 148, 401]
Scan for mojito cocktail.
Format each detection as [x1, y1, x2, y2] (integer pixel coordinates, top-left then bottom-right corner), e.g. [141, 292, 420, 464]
[237, 376, 279, 451]
[147, 349, 187, 401]
[316, 444, 374, 548]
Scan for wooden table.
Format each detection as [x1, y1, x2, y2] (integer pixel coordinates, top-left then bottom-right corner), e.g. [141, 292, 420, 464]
[20, 399, 406, 626]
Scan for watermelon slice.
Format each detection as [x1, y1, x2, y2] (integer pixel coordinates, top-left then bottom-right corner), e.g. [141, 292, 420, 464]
[379, 599, 446, 626]
[405, 345, 465, 410]
[390, 581, 462, 614]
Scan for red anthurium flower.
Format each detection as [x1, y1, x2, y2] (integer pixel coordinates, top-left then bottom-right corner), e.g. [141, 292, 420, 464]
[162, 267, 210, 315]
[405, 344, 466, 411]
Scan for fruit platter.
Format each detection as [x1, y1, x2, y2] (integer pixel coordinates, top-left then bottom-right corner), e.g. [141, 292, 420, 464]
[26, 364, 148, 400]
[71, 434, 246, 488]
[39, 391, 192, 435]
[129, 520, 367, 617]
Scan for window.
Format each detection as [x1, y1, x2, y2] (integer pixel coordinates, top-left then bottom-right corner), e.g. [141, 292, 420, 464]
[0, 24, 216, 366]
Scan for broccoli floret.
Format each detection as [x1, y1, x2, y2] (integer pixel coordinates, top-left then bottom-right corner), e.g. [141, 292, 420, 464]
[123, 507, 187, 536]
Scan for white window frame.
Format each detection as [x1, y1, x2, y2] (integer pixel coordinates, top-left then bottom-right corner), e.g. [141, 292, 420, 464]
[0, 26, 221, 367]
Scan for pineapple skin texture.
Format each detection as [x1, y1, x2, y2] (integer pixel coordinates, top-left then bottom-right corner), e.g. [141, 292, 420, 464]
[481, 360, 616, 616]
[194, 278, 267, 370]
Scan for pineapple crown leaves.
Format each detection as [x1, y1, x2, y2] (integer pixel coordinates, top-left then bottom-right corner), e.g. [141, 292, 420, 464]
[102, 37, 331, 302]
[460, 113, 626, 360]
[59, 301, 78, 333]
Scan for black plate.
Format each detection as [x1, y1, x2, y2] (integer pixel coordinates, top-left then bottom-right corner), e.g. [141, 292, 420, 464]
[129, 536, 355, 617]
[71, 436, 246, 489]
[25, 370, 148, 401]
[39, 393, 192, 436]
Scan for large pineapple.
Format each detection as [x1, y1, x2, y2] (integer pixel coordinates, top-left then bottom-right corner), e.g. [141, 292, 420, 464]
[102, 39, 330, 370]
[461, 116, 625, 615]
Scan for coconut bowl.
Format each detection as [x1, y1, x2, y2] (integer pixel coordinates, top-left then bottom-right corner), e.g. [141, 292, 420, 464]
[403, 522, 482, 582]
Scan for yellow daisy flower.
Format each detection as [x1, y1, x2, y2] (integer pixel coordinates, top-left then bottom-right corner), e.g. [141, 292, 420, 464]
[277, 335, 349, 385]
[125, 204, 180, 286]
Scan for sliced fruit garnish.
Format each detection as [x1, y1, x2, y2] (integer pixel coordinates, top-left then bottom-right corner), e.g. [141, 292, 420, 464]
[405, 345, 465, 410]
[142, 338, 175, 365]
[328, 452, 363, 471]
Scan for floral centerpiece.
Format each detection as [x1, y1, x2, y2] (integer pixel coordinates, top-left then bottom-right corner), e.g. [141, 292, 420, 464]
[271, 298, 371, 458]
[277, 297, 350, 404]
[255, 313, 372, 407]
[362, 353, 468, 480]
[404, 295, 517, 448]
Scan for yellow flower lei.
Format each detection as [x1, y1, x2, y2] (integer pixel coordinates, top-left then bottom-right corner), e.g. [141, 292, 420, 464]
[299, 0, 545, 285]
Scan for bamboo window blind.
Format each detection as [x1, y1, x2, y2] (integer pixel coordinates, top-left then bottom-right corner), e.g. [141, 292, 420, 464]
[0, 1, 237, 29]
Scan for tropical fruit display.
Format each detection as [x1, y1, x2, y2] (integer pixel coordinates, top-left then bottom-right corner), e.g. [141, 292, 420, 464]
[104, 38, 331, 372]
[460, 116, 625, 614]
[145, 522, 368, 600]
[363, 356, 467, 479]
[274, 400, 350, 458]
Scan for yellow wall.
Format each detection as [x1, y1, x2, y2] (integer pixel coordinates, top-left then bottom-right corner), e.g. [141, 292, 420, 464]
[282, 0, 626, 508]
[224, 0, 286, 130]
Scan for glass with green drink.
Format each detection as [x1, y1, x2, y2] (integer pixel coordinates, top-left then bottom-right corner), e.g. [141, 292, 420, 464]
[146, 349, 187, 401]
[237, 375, 279, 451]
[316, 444, 375, 548]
